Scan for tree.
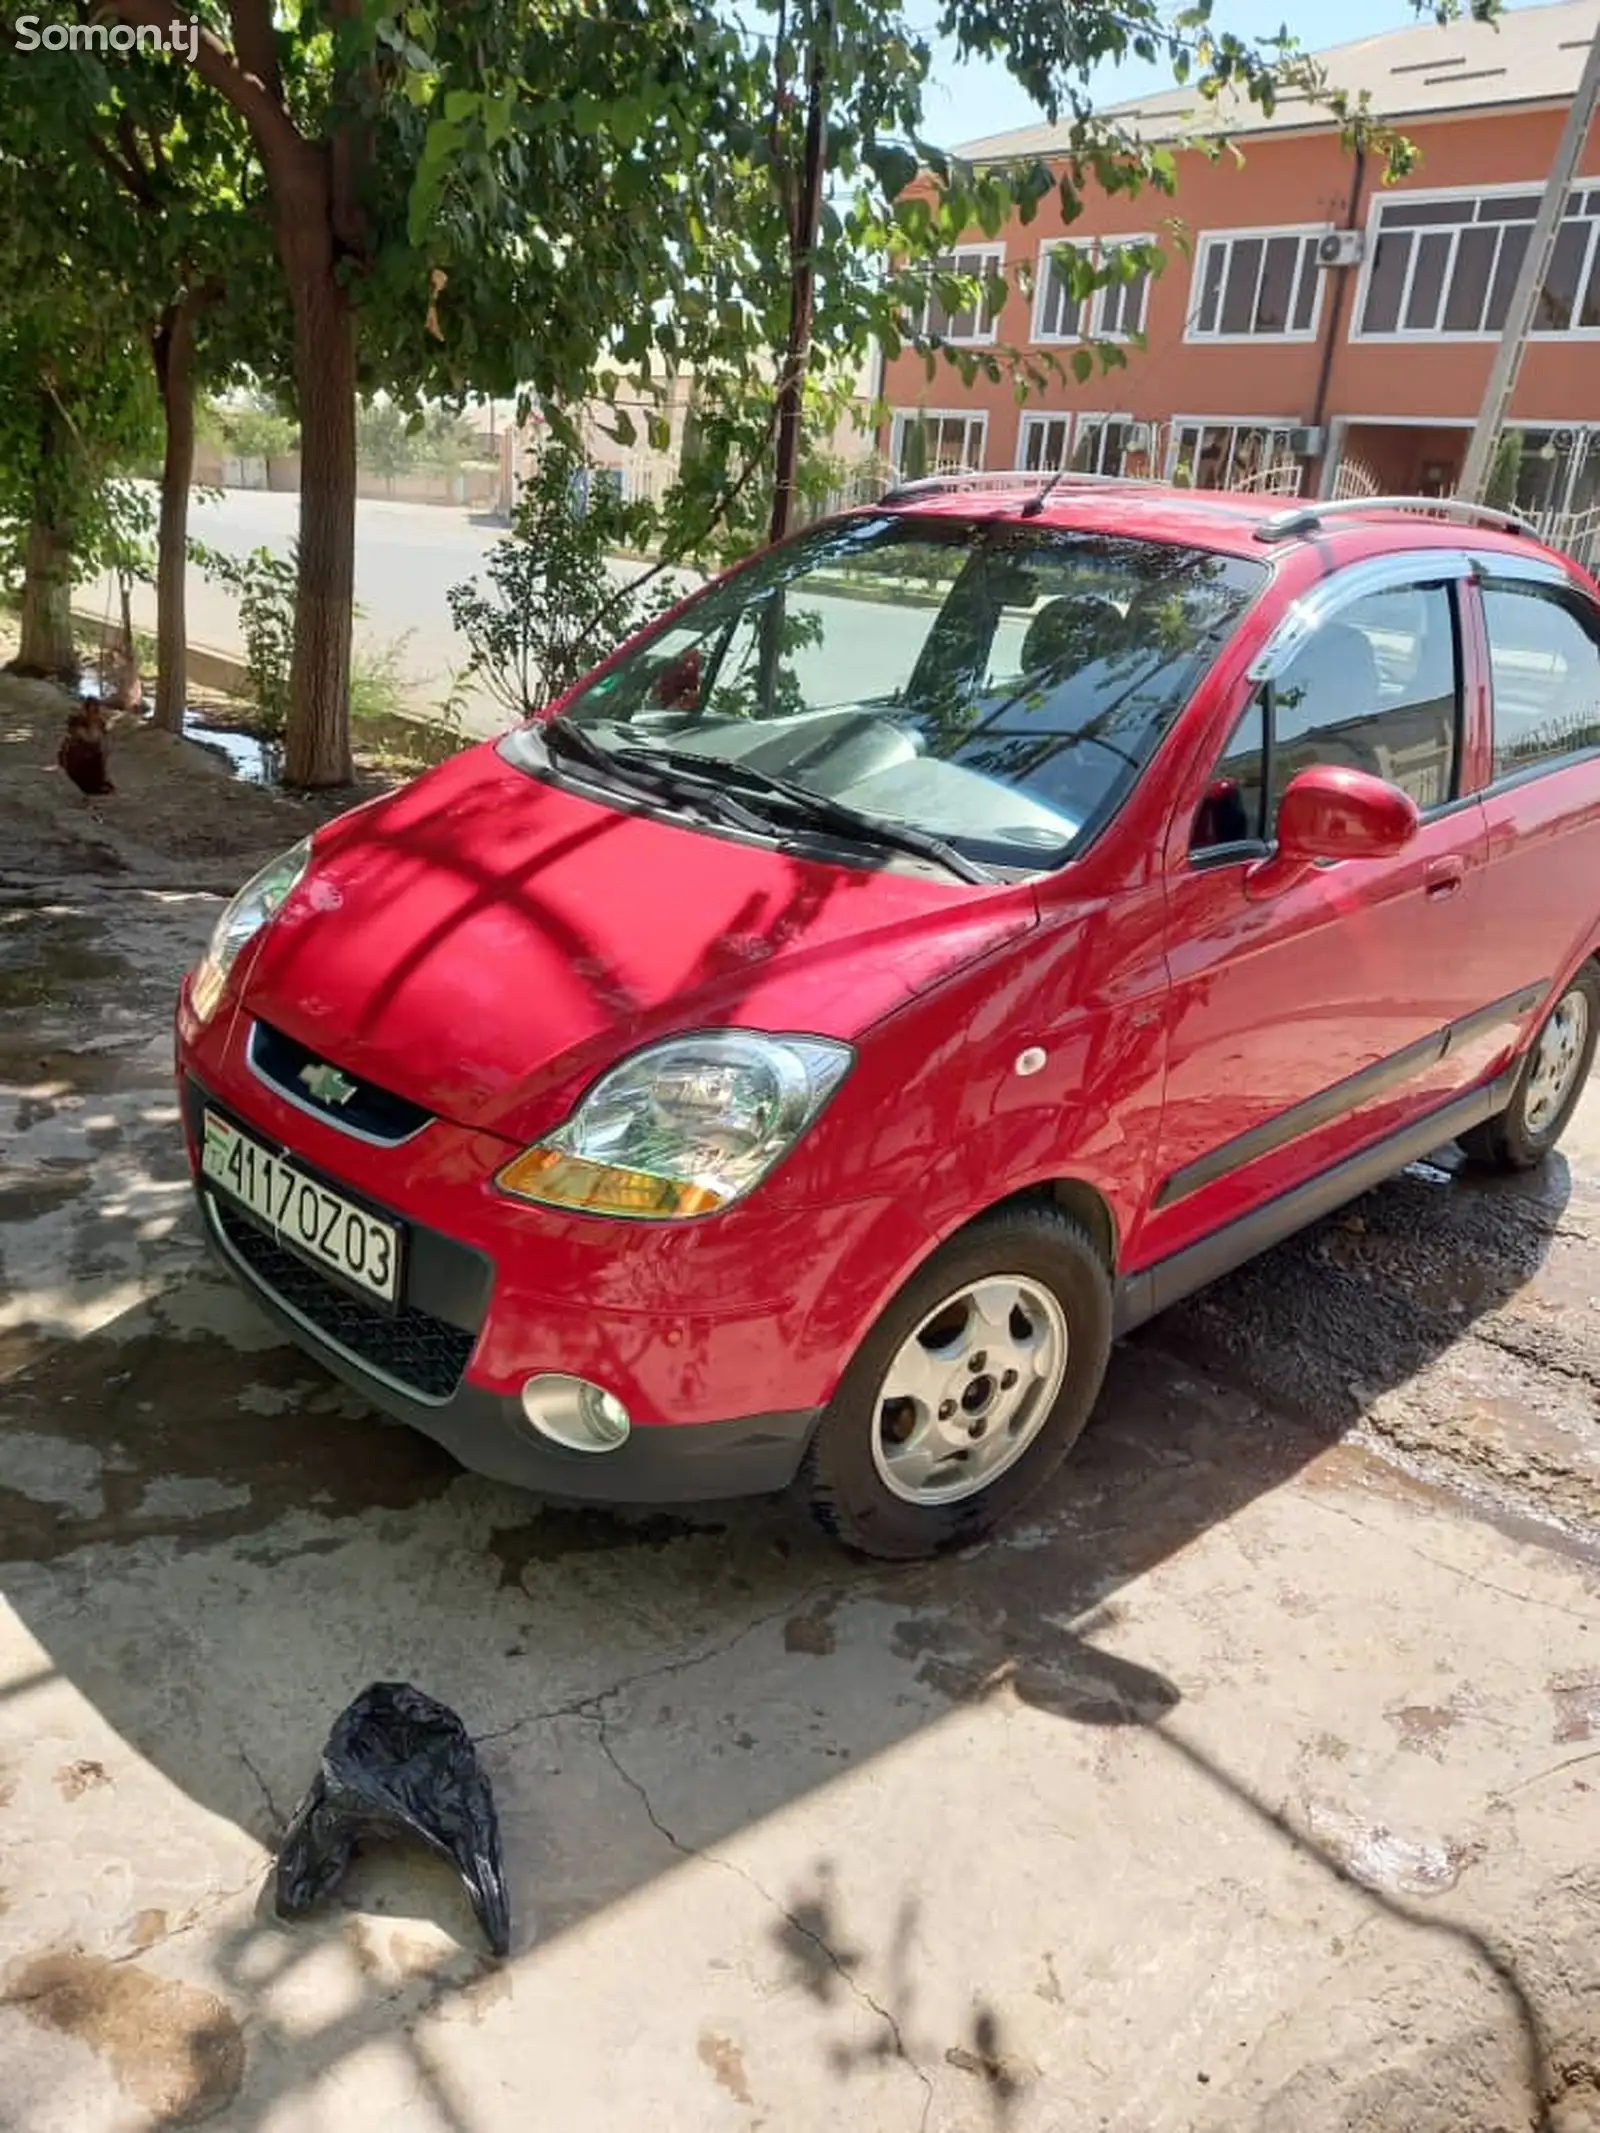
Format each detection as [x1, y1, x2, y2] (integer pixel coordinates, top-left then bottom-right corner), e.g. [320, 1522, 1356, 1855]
[0, 270, 159, 679]
[356, 398, 415, 482]
[1485, 428, 1525, 513]
[652, 0, 1495, 558]
[0, 12, 279, 727]
[446, 443, 675, 720]
[96, 0, 759, 788]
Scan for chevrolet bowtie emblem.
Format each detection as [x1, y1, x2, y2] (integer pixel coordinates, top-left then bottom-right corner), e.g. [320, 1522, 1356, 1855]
[299, 1061, 359, 1108]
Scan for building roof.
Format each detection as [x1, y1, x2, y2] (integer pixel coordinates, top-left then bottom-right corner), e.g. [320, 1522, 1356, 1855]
[954, 0, 1600, 160]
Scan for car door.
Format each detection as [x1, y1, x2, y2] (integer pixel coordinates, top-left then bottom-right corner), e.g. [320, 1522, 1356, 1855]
[1463, 564, 1600, 1019]
[1134, 553, 1496, 1271]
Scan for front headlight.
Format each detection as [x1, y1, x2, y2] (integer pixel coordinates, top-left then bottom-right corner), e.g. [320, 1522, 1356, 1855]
[190, 837, 312, 1025]
[496, 1031, 853, 1219]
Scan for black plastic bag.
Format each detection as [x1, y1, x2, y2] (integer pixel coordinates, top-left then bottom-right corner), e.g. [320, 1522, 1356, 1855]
[275, 1681, 510, 1956]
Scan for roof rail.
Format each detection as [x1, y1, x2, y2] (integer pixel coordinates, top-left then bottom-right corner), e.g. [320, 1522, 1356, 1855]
[1253, 494, 1530, 544]
[880, 468, 1167, 506]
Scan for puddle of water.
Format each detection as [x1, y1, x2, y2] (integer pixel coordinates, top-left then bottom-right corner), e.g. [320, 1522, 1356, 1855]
[82, 675, 282, 786]
[0, 938, 121, 1009]
[180, 713, 280, 786]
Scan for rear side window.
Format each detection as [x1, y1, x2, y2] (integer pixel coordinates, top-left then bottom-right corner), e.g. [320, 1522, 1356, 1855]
[1482, 582, 1600, 779]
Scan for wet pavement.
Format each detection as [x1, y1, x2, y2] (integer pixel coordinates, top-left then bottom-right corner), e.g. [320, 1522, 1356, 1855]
[2, 828, 1599, 2126]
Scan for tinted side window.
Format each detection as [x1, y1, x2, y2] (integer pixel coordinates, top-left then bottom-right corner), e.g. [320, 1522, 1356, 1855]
[1483, 582, 1600, 779]
[1190, 699, 1266, 852]
[1271, 584, 1460, 812]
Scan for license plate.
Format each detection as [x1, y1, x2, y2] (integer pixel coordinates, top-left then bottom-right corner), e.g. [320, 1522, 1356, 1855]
[201, 1110, 401, 1305]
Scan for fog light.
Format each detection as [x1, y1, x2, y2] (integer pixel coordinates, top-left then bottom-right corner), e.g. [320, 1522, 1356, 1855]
[519, 1374, 632, 1454]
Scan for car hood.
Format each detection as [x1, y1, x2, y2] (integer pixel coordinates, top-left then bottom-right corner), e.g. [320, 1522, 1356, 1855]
[239, 742, 1036, 1142]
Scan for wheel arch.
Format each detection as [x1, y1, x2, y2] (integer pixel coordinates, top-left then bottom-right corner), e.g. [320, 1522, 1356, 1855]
[940, 1176, 1120, 1276]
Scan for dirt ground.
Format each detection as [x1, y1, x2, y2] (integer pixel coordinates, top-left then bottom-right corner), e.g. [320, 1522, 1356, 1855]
[1, 673, 1598, 2133]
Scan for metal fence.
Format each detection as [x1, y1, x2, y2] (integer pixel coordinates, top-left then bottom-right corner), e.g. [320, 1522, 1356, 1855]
[1522, 502, 1600, 572]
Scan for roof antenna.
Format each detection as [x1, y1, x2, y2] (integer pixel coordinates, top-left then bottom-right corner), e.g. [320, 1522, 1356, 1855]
[1019, 463, 1071, 518]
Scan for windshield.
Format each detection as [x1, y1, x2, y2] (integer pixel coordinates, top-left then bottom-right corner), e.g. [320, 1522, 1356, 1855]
[547, 515, 1267, 870]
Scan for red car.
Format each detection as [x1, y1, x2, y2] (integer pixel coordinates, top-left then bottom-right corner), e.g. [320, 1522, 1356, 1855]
[176, 479, 1600, 1557]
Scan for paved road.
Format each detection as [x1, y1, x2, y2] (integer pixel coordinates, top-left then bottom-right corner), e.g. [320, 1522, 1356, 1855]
[84, 489, 700, 733]
[82, 487, 922, 736]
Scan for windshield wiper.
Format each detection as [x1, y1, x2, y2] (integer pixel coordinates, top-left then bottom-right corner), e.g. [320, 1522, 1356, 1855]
[539, 717, 773, 836]
[611, 742, 996, 885]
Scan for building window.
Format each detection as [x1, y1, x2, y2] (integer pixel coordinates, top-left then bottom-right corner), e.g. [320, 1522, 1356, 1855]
[889, 410, 988, 479]
[1071, 415, 1145, 476]
[1033, 240, 1152, 344]
[1357, 186, 1600, 339]
[916, 246, 1005, 344]
[1017, 413, 1073, 471]
[1188, 228, 1324, 341]
[1170, 420, 1297, 491]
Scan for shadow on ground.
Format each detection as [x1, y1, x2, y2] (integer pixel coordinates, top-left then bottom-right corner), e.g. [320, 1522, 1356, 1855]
[2, 878, 1596, 2130]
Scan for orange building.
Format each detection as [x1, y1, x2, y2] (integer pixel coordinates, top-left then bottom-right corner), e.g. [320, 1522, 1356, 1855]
[880, 0, 1600, 519]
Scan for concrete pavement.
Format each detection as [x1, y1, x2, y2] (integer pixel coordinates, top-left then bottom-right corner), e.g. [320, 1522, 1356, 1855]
[3, 685, 1600, 2132]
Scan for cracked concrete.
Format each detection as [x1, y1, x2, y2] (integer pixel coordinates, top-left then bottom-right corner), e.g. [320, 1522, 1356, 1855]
[2, 679, 1600, 2130]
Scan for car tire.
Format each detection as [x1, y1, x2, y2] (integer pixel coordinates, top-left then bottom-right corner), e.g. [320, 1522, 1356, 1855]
[1460, 963, 1600, 1173]
[801, 1206, 1112, 1560]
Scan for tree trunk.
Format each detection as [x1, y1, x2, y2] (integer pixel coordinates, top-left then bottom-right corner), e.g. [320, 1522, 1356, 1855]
[767, 2, 832, 549]
[151, 295, 198, 734]
[14, 517, 78, 681]
[276, 159, 356, 790]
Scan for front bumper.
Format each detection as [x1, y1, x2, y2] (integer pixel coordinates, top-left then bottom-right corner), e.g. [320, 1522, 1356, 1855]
[175, 999, 925, 1501]
[197, 1173, 818, 1498]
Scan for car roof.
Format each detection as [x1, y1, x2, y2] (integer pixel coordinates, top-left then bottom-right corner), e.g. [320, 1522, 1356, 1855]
[880, 477, 1572, 574]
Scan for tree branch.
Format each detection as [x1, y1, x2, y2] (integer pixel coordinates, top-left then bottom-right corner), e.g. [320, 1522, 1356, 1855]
[113, 111, 159, 198]
[101, 2, 303, 167]
[86, 127, 156, 210]
[227, 0, 282, 106]
[324, 0, 372, 260]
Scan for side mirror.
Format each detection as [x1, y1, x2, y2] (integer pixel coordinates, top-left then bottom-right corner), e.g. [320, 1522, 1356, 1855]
[1246, 765, 1419, 900]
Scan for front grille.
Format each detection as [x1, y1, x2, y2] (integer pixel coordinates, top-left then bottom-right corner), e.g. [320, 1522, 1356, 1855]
[249, 1020, 432, 1144]
[211, 1195, 477, 1401]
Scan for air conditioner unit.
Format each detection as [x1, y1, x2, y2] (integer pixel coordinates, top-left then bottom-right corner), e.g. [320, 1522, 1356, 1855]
[1287, 425, 1326, 458]
[1315, 228, 1365, 270]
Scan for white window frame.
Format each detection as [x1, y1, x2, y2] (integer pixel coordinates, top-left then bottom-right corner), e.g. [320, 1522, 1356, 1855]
[915, 244, 1006, 346]
[1072, 412, 1145, 475]
[1184, 224, 1328, 345]
[1166, 415, 1299, 490]
[888, 408, 990, 477]
[1015, 411, 1074, 472]
[1351, 177, 1600, 345]
[1032, 236, 1154, 346]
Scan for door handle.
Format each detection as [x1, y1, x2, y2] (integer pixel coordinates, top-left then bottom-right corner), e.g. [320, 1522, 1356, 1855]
[1424, 856, 1466, 900]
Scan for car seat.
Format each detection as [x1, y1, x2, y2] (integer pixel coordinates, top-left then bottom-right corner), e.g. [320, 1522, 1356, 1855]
[1274, 620, 1386, 778]
[1020, 594, 1124, 675]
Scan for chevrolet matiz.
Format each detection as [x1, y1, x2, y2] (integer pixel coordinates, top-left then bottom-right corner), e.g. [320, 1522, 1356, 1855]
[175, 477, 1600, 1557]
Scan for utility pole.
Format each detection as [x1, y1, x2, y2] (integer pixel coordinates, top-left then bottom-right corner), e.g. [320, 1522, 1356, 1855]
[1460, 18, 1600, 501]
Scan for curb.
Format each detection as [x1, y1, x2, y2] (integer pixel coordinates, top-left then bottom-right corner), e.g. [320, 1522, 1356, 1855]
[71, 609, 252, 699]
